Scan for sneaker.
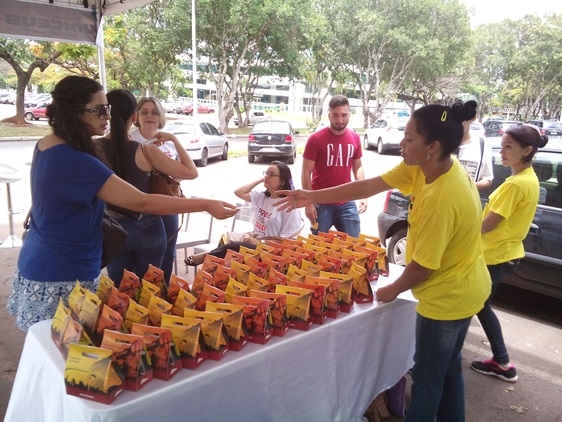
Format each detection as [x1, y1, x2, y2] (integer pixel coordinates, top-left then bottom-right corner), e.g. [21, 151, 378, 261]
[471, 359, 518, 382]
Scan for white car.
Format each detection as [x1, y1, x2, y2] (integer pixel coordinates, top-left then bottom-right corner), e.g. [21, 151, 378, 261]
[233, 111, 269, 126]
[471, 121, 485, 139]
[363, 117, 409, 154]
[163, 120, 228, 167]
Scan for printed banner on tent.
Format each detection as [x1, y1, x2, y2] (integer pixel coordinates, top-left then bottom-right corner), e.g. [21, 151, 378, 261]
[0, 0, 98, 44]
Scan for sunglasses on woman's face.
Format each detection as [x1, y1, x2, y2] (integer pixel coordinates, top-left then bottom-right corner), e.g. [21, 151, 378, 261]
[83, 104, 111, 119]
[263, 171, 280, 178]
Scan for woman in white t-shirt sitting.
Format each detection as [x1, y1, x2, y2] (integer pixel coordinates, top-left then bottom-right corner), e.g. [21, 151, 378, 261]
[185, 161, 302, 266]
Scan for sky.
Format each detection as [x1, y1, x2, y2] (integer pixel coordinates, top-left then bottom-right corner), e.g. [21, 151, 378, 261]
[461, 0, 562, 26]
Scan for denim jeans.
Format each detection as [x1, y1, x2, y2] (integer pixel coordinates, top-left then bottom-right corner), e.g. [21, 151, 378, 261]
[475, 261, 519, 365]
[106, 214, 166, 287]
[405, 314, 471, 422]
[161, 214, 179, 285]
[312, 201, 360, 237]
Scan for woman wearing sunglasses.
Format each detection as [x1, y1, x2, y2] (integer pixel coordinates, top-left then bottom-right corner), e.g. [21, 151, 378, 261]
[7, 76, 237, 332]
[98, 90, 198, 287]
[185, 161, 303, 266]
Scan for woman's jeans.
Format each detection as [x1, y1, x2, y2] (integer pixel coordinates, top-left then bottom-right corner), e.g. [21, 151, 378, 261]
[106, 214, 166, 287]
[476, 260, 519, 365]
[313, 201, 360, 237]
[405, 314, 471, 422]
[161, 214, 179, 285]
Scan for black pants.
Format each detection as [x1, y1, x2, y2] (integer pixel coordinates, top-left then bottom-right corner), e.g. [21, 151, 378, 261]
[208, 241, 257, 258]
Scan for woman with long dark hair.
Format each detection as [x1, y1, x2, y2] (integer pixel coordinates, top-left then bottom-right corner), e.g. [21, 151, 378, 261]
[99, 90, 197, 285]
[275, 102, 490, 422]
[7, 76, 237, 331]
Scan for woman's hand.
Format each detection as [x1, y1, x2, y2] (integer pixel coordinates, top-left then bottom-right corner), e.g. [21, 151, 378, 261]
[207, 200, 239, 220]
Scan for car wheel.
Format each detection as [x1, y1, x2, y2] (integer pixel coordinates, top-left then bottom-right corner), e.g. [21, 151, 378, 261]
[387, 228, 407, 266]
[196, 148, 208, 167]
[363, 135, 372, 150]
[24, 112, 33, 120]
[220, 144, 228, 160]
[248, 155, 255, 163]
[208, 110, 215, 114]
[377, 138, 386, 154]
[287, 151, 295, 164]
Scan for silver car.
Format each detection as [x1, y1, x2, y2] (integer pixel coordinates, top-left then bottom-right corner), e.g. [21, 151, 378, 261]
[163, 120, 228, 167]
[363, 117, 409, 154]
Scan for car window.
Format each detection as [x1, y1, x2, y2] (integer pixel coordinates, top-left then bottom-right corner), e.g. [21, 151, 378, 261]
[375, 120, 387, 129]
[199, 122, 211, 135]
[206, 123, 220, 136]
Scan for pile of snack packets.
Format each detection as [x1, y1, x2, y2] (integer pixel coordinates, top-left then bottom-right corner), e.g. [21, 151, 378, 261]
[52, 230, 388, 404]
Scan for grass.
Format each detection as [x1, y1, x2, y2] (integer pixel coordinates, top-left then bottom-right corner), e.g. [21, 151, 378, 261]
[0, 122, 51, 138]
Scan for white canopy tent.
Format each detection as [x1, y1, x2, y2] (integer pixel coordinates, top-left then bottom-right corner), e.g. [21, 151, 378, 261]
[0, 0, 157, 88]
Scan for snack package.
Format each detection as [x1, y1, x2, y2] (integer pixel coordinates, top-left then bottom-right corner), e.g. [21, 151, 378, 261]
[201, 254, 226, 275]
[326, 250, 355, 275]
[300, 260, 322, 276]
[51, 298, 72, 355]
[316, 254, 343, 274]
[274, 285, 313, 331]
[266, 267, 287, 293]
[289, 281, 327, 325]
[349, 261, 374, 303]
[118, 269, 141, 301]
[161, 315, 207, 369]
[225, 278, 249, 303]
[239, 245, 261, 259]
[196, 282, 226, 311]
[59, 317, 95, 359]
[142, 263, 165, 287]
[285, 264, 308, 282]
[246, 273, 269, 292]
[264, 240, 289, 253]
[167, 273, 191, 305]
[231, 295, 273, 344]
[332, 237, 356, 249]
[352, 243, 379, 281]
[304, 275, 341, 319]
[294, 246, 317, 263]
[302, 243, 329, 264]
[122, 299, 149, 333]
[320, 271, 354, 313]
[247, 289, 289, 337]
[244, 255, 269, 279]
[224, 249, 246, 266]
[328, 229, 349, 241]
[147, 294, 173, 326]
[282, 248, 307, 269]
[172, 288, 198, 316]
[358, 233, 381, 247]
[229, 261, 252, 285]
[138, 280, 160, 308]
[106, 286, 130, 318]
[119, 270, 141, 301]
[183, 309, 229, 360]
[67, 281, 87, 320]
[191, 269, 214, 300]
[260, 251, 287, 274]
[64, 344, 125, 404]
[92, 304, 123, 346]
[372, 245, 389, 277]
[212, 264, 237, 291]
[316, 240, 343, 253]
[100, 329, 152, 391]
[77, 290, 102, 339]
[255, 242, 281, 256]
[205, 302, 248, 351]
[96, 275, 114, 305]
[280, 238, 303, 249]
[131, 323, 182, 379]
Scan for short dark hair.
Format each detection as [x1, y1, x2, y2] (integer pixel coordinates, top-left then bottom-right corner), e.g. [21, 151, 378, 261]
[412, 100, 478, 159]
[329, 95, 349, 110]
[47, 75, 104, 155]
[505, 124, 549, 163]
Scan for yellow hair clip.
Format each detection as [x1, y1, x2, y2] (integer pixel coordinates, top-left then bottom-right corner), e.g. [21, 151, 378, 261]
[441, 111, 447, 122]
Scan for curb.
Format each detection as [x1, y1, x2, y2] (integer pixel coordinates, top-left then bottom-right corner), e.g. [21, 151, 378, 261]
[0, 137, 41, 142]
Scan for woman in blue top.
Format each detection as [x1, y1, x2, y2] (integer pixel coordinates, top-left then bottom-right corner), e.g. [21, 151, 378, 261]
[7, 76, 238, 332]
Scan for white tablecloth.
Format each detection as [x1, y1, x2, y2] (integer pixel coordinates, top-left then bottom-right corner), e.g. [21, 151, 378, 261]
[6, 266, 417, 422]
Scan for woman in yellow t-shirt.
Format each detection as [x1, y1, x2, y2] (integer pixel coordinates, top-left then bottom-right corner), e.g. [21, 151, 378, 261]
[276, 101, 490, 422]
[471, 125, 548, 383]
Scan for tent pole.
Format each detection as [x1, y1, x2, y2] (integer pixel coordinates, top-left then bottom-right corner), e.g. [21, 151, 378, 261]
[192, 0, 197, 119]
[97, 17, 107, 91]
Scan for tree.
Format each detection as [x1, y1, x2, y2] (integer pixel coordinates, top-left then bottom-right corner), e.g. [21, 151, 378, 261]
[0, 38, 63, 124]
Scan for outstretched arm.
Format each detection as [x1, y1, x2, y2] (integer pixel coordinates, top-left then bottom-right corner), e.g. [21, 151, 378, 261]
[98, 174, 238, 220]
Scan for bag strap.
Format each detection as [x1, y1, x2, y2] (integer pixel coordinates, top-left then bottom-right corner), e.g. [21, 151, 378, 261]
[140, 144, 159, 175]
[23, 208, 31, 230]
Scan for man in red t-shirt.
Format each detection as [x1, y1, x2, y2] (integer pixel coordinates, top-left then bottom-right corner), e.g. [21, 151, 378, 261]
[302, 95, 367, 237]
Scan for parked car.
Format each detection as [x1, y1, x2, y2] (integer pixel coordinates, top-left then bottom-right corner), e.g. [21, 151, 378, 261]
[377, 146, 562, 299]
[482, 116, 504, 129]
[470, 121, 485, 138]
[363, 117, 409, 154]
[161, 100, 182, 114]
[233, 111, 269, 126]
[24, 102, 49, 120]
[484, 120, 522, 137]
[526, 120, 562, 137]
[0, 92, 16, 104]
[180, 103, 215, 115]
[163, 120, 228, 167]
[247, 120, 298, 164]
